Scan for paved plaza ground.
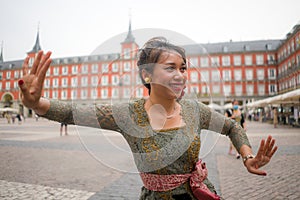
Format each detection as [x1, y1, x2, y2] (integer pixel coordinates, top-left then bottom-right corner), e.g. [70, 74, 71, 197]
[0, 116, 299, 199]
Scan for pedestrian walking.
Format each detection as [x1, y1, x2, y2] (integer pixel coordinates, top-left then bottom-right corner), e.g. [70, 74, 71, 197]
[18, 37, 277, 200]
[60, 122, 68, 136]
[225, 99, 246, 159]
[273, 107, 278, 128]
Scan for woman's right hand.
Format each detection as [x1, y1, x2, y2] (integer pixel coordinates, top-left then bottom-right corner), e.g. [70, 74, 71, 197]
[19, 51, 52, 110]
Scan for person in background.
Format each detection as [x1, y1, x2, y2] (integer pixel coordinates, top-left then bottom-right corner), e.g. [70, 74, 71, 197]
[60, 122, 68, 136]
[273, 107, 278, 128]
[225, 99, 246, 159]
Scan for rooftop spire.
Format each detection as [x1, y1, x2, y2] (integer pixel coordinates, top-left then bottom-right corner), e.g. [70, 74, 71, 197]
[28, 23, 42, 53]
[123, 9, 135, 43]
[0, 41, 3, 63]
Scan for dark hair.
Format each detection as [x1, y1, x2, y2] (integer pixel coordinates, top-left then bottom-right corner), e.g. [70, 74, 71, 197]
[137, 37, 186, 94]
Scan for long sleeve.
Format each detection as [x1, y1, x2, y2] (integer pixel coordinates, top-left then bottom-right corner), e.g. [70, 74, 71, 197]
[198, 102, 251, 153]
[40, 99, 120, 132]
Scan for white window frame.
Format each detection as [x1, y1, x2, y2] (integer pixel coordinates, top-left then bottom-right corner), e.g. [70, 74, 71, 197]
[189, 57, 199, 67]
[81, 65, 88, 74]
[91, 89, 98, 99]
[258, 84, 265, 95]
[256, 54, 264, 65]
[102, 63, 109, 73]
[233, 55, 241, 66]
[123, 74, 131, 85]
[44, 79, 50, 88]
[190, 71, 198, 83]
[92, 76, 98, 86]
[222, 56, 230, 66]
[53, 78, 59, 88]
[62, 78, 68, 88]
[211, 70, 220, 82]
[223, 85, 231, 96]
[61, 90, 67, 100]
[14, 71, 19, 79]
[245, 69, 253, 80]
[112, 63, 119, 72]
[235, 85, 242, 96]
[71, 77, 78, 87]
[234, 70, 242, 81]
[200, 71, 209, 82]
[257, 69, 264, 80]
[81, 76, 88, 87]
[6, 71, 11, 79]
[222, 70, 231, 81]
[211, 56, 220, 66]
[246, 84, 254, 96]
[71, 90, 77, 100]
[53, 67, 59, 76]
[101, 89, 108, 99]
[212, 85, 220, 94]
[124, 62, 131, 72]
[81, 89, 88, 100]
[101, 75, 108, 86]
[62, 66, 68, 75]
[92, 64, 99, 73]
[112, 88, 119, 99]
[200, 57, 209, 67]
[72, 65, 78, 74]
[268, 69, 276, 79]
[112, 75, 119, 86]
[52, 90, 58, 99]
[245, 55, 252, 66]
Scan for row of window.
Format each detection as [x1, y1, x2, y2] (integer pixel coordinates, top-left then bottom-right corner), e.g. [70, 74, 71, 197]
[278, 33, 300, 62]
[43, 74, 142, 88]
[0, 71, 21, 80]
[43, 87, 144, 100]
[278, 53, 300, 74]
[40, 83, 277, 100]
[278, 74, 300, 91]
[45, 62, 134, 76]
[188, 54, 275, 68]
[189, 69, 276, 83]
[190, 84, 277, 96]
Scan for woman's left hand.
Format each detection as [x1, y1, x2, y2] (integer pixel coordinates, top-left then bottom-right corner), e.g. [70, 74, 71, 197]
[244, 135, 278, 176]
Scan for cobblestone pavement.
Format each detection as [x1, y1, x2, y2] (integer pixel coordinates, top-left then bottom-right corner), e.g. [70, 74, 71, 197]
[0, 118, 299, 199]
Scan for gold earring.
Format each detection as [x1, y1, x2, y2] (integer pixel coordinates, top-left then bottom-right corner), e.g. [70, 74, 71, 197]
[144, 77, 151, 83]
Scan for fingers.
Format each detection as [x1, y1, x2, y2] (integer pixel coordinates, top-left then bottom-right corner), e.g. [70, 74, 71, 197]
[30, 51, 44, 75]
[248, 167, 267, 176]
[18, 78, 29, 98]
[36, 51, 52, 76]
[37, 54, 52, 84]
[256, 139, 265, 157]
[22, 56, 30, 76]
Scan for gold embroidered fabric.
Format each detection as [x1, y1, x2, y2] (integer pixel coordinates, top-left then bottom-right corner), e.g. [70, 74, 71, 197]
[42, 98, 250, 199]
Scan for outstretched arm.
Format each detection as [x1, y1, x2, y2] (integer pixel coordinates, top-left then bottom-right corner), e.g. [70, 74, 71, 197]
[19, 51, 51, 115]
[241, 135, 277, 176]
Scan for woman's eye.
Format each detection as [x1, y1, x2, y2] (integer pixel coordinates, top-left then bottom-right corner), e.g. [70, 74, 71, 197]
[166, 66, 175, 71]
[180, 67, 187, 72]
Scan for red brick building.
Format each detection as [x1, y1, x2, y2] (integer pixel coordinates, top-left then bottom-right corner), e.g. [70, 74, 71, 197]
[1, 22, 299, 117]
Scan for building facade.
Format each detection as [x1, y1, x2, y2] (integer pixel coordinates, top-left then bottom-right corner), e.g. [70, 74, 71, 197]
[1, 22, 300, 117]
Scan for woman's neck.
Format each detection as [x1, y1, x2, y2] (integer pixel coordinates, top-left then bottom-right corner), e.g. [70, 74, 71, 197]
[147, 96, 177, 115]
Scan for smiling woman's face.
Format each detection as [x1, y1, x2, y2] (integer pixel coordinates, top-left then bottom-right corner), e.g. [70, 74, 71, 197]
[150, 50, 187, 99]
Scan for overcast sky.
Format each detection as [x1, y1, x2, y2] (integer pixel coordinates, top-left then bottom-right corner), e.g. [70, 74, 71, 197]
[0, 0, 299, 61]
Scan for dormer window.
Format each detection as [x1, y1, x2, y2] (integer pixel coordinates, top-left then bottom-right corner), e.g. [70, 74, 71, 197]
[124, 48, 131, 59]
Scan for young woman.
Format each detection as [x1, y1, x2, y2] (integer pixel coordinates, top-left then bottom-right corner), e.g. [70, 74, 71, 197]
[18, 37, 277, 200]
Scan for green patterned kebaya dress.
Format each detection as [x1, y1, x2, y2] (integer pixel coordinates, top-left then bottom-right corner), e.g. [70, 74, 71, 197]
[41, 98, 250, 200]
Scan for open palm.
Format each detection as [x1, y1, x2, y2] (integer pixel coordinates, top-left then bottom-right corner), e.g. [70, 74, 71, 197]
[19, 51, 52, 109]
[245, 135, 278, 176]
